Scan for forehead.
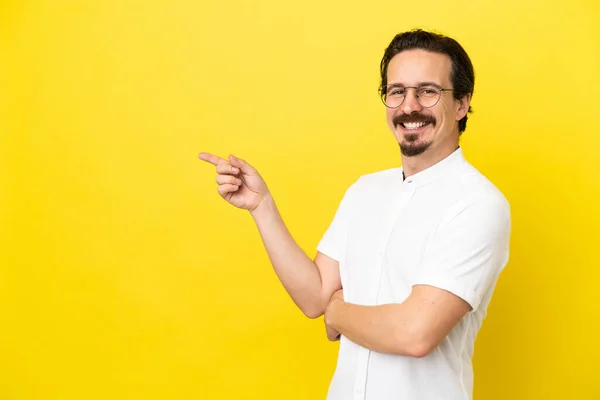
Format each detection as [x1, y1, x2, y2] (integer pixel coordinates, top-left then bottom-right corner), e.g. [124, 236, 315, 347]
[386, 49, 452, 86]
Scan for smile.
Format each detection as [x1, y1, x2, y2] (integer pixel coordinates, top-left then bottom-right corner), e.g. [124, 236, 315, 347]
[401, 121, 431, 130]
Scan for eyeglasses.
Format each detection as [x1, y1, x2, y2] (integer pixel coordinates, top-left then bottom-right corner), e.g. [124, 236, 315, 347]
[380, 84, 453, 108]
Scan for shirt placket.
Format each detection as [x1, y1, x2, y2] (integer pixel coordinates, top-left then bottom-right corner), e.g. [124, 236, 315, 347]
[352, 180, 416, 400]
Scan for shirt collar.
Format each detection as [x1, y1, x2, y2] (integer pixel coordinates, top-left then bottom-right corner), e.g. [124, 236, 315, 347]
[400, 147, 465, 187]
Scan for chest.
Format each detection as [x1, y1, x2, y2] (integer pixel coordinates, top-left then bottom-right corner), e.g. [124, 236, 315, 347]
[341, 186, 448, 305]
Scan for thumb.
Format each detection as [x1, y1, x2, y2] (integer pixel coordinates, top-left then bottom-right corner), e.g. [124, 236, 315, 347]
[229, 155, 256, 174]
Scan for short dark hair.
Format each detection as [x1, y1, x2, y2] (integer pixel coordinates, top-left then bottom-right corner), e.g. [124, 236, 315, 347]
[379, 29, 475, 134]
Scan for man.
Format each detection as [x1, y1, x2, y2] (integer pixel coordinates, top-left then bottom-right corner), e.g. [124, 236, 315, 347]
[199, 29, 511, 400]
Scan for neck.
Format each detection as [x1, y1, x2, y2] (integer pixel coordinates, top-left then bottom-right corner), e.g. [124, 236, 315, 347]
[401, 141, 459, 178]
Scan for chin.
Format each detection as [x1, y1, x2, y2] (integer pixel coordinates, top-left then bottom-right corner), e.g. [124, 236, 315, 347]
[399, 139, 432, 157]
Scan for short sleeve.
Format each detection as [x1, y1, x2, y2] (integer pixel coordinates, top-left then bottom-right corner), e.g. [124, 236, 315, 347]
[412, 193, 511, 312]
[316, 184, 356, 262]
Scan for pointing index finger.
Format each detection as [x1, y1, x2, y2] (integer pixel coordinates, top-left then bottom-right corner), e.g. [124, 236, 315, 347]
[198, 152, 224, 166]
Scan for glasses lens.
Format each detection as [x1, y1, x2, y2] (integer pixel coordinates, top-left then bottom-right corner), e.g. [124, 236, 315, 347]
[381, 86, 444, 108]
[417, 86, 441, 108]
[382, 90, 403, 108]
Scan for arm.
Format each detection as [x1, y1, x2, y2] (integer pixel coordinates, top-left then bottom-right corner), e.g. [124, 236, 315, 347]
[324, 285, 470, 357]
[251, 195, 342, 318]
[324, 194, 511, 355]
[199, 152, 341, 319]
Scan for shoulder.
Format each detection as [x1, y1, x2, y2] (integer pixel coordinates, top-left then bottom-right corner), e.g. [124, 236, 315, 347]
[442, 162, 511, 229]
[459, 162, 509, 209]
[334, 168, 402, 209]
[349, 167, 403, 192]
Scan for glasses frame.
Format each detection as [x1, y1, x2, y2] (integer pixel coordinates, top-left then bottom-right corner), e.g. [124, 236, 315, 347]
[380, 84, 454, 109]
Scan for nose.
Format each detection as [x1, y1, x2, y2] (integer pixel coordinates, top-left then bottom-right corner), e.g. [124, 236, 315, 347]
[399, 87, 423, 115]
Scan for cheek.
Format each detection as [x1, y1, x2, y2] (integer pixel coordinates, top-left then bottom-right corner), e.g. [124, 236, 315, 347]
[386, 110, 396, 128]
[435, 104, 453, 126]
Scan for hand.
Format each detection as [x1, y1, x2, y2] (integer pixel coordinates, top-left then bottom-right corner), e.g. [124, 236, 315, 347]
[326, 324, 341, 342]
[324, 289, 344, 342]
[198, 153, 270, 212]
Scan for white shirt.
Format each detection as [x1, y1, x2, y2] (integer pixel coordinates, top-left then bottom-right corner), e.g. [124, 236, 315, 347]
[317, 148, 511, 400]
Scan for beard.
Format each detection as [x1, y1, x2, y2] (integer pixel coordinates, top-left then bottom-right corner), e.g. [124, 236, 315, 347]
[392, 113, 436, 157]
[399, 134, 432, 157]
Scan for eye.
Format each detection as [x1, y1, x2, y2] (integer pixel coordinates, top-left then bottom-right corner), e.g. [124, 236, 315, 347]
[419, 87, 439, 97]
[389, 88, 405, 96]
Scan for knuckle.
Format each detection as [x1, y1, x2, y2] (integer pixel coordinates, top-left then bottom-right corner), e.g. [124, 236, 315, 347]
[216, 175, 235, 185]
[216, 163, 229, 174]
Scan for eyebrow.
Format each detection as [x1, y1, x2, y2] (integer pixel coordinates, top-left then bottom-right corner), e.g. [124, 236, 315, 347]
[386, 81, 442, 89]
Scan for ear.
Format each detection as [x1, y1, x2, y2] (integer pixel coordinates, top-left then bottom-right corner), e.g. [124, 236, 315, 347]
[455, 93, 472, 121]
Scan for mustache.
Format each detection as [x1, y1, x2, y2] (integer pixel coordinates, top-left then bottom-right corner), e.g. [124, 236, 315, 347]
[393, 113, 436, 128]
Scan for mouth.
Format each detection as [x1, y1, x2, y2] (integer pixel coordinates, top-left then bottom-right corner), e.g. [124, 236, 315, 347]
[401, 121, 430, 130]
[398, 121, 432, 133]
[392, 113, 436, 134]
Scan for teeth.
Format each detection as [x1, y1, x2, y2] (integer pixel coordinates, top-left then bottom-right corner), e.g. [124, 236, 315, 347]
[403, 122, 427, 130]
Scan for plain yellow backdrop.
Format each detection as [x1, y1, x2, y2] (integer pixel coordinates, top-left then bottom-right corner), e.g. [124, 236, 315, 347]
[1, 0, 599, 399]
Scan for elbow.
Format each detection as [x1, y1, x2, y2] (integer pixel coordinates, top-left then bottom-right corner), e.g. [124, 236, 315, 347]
[300, 296, 330, 319]
[301, 304, 325, 319]
[392, 326, 437, 358]
[303, 309, 324, 319]
[405, 340, 435, 358]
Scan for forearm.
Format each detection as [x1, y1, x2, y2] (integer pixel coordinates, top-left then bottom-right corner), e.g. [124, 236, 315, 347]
[251, 195, 327, 317]
[326, 301, 427, 357]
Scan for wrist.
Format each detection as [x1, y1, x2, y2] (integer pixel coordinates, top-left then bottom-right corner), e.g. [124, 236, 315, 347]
[325, 296, 345, 331]
[250, 193, 275, 220]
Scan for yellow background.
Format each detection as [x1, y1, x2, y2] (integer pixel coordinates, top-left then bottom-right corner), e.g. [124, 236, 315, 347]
[1, 0, 599, 399]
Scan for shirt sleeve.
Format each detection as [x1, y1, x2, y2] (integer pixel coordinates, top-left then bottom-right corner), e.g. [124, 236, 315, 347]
[316, 183, 356, 262]
[411, 192, 512, 312]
